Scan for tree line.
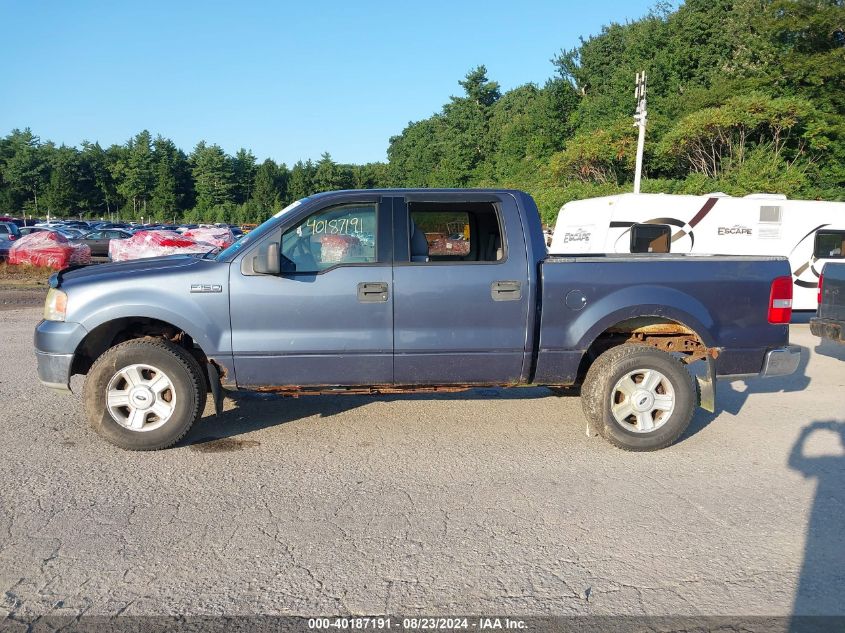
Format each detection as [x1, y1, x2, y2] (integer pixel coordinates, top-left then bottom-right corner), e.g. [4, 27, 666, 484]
[1, 0, 842, 225]
[0, 128, 390, 224]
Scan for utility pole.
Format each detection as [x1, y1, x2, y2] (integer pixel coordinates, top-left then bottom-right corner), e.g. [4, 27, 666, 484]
[633, 71, 647, 194]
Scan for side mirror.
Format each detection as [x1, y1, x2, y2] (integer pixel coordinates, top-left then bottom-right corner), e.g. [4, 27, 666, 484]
[252, 242, 281, 275]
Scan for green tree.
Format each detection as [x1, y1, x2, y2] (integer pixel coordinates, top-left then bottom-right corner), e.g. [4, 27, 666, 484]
[550, 121, 638, 184]
[43, 144, 83, 216]
[658, 93, 821, 178]
[81, 141, 116, 216]
[251, 158, 281, 211]
[190, 141, 235, 210]
[112, 130, 155, 217]
[458, 65, 501, 107]
[2, 128, 49, 213]
[288, 160, 315, 200]
[150, 137, 180, 220]
[313, 152, 344, 192]
[353, 162, 390, 189]
[232, 148, 257, 204]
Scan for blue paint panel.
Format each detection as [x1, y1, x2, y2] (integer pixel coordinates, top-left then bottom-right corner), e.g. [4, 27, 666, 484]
[229, 264, 394, 387]
[58, 255, 233, 357]
[391, 194, 533, 384]
[535, 254, 791, 381]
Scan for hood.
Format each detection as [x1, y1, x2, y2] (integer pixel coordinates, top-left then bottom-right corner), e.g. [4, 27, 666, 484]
[56, 254, 209, 288]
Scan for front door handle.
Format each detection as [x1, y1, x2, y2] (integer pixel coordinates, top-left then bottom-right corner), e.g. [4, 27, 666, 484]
[358, 282, 389, 303]
[491, 280, 522, 301]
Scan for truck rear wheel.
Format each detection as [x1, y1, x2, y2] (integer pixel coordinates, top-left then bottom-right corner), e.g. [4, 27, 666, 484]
[83, 338, 206, 451]
[581, 344, 697, 451]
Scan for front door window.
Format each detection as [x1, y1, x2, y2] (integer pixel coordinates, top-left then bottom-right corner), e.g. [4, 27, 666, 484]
[281, 203, 378, 272]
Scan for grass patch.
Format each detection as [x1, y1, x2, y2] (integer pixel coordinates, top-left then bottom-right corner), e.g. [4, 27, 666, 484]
[0, 262, 55, 288]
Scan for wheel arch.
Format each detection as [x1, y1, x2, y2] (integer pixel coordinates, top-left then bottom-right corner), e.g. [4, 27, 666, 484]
[575, 312, 716, 383]
[71, 315, 211, 378]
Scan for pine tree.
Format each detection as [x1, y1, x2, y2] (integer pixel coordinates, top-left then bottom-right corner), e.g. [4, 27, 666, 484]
[190, 141, 235, 211]
[232, 148, 257, 204]
[251, 158, 280, 211]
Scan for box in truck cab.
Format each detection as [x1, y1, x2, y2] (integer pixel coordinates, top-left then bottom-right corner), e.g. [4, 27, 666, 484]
[35, 189, 800, 452]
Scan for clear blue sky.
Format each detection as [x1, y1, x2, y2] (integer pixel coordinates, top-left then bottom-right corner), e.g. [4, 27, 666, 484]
[1, 0, 661, 166]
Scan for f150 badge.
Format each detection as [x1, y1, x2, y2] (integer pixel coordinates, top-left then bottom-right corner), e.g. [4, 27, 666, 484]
[190, 284, 223, 293]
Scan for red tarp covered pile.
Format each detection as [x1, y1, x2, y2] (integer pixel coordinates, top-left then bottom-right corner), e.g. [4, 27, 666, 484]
[318, 234, 363, 263]
[183, 227, 236, 249]
[109, 230, 215, 262]
[8, 231, 91, 269]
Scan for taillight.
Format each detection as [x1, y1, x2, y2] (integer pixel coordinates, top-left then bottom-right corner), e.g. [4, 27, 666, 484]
[818, 274, 824, 307]
[768, 276, 793, 324]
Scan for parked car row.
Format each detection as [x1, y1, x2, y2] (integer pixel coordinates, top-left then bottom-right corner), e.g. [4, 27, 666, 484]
[0, 216, 247, 264]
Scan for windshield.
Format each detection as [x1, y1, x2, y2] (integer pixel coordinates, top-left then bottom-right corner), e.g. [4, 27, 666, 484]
[215, 198, 309, 261]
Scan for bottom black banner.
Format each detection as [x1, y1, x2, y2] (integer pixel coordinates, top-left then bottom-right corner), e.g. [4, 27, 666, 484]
[1, 616, 844, 633]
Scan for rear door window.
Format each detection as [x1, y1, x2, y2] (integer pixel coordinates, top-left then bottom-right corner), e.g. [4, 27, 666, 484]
[410, 211, 472, 257]
[406, 202, 504, 263]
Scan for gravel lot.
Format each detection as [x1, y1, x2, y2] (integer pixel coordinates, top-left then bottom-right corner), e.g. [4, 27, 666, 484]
[1, 307, 843, 618]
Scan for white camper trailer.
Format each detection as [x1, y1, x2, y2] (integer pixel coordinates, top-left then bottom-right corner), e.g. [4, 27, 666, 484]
[549, 192, 845, 310]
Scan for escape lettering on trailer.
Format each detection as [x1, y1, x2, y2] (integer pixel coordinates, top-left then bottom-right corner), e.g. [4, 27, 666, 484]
[563, 230, 591, 243]
[718, 226, 753, 236]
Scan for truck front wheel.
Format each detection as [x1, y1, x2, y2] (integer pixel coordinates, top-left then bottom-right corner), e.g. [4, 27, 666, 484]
[581, 344, 698, 451]
[83, 338, 207, 451]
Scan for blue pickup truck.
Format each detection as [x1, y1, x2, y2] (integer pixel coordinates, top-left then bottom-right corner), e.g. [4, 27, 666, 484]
[811, 262, 845, 343]
[35, 189, 800, 451]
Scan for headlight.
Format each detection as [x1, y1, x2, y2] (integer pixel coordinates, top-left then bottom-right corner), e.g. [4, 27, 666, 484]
[44, 288, 68, 322]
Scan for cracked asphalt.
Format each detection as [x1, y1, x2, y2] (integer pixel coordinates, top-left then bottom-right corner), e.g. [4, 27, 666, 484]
[1, 307, 844, 617]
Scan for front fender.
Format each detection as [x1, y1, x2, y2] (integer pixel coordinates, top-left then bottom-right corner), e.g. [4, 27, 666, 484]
[78, 301, 231, 356]
[64, 270, 232, 357]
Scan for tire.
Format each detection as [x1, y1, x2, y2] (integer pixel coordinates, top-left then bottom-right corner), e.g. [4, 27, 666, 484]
[83, 337, 207, 451]
[581, 344, 698, 451]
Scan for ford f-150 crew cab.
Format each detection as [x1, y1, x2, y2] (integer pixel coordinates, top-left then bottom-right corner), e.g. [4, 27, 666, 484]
[811, 262, 845, 344]
[34, 189, 801, 452]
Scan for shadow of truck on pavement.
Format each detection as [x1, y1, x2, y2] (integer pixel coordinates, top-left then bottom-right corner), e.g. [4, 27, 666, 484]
[788, 420, 845, 631]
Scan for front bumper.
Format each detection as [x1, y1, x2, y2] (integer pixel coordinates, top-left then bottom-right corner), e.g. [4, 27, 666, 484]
[34, 319, 89, 393]
[35, 350, 75, 393]
[760, 345, 802, 377]
[810, 318, 844, 344]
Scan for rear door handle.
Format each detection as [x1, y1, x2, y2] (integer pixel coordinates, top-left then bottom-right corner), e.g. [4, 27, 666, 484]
[358, 282, 389, 303]
[491, 280, 522, 301]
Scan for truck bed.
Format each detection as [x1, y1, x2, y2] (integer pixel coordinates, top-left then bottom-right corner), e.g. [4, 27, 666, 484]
[534, 254, 791, 382]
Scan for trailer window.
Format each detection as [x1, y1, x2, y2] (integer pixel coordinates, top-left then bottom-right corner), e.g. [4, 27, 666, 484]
[814, 231, 845, 259]
[759, 206, 783, 223]
[631, 224, 671, 253]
